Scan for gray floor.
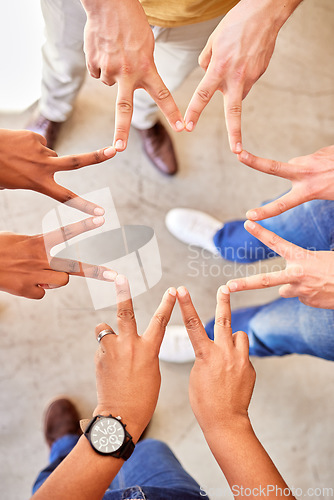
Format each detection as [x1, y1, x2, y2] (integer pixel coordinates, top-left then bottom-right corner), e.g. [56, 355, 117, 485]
[1, 1, 334, 498]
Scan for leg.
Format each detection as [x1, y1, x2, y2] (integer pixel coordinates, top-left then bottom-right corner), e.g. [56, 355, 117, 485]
[132, 16, 223, 129]
[206, 297, 334, 360]
[108, 439, 201, 495]
[32, 434, 79, 493]
[40, 0, 87, 122]
[214, 199, 334, 262]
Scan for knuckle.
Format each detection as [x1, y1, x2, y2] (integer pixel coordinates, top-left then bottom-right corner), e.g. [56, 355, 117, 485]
[117, 99, 133, 113]
[92, 266, 103, 280]
[197, 88, 211, 103]
[185, 315, 202, 331]
[156, 88, 171, 101]
[260, 275, 271, 287]
[275, 200, 287, 214]
[228, 104, 242, 116]
[215, 316, 232, 329]
[268, 233, 280, 248]
[153, 313, 168, 329]
[117, 308, 135, 322]
[269, 160, 281, 174]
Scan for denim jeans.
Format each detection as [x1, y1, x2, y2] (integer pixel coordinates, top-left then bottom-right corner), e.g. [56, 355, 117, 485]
[32, 437, 206, 499]
[206, 200, 334, 361]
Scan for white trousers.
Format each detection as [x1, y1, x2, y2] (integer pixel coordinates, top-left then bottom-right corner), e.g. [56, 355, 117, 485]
[40, 0, 223, 128]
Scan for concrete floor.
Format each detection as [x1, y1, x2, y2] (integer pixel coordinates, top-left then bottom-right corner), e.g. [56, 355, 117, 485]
[1, 0, 334, 498]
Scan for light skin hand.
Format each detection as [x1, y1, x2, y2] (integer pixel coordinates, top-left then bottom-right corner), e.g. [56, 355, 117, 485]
[177, 286, 294, 499]
[0, 217, 117, 300]
[184, 0, 302, 153]
[94, 275, 177, 441]
[238, 146, 334, 220]
[0, 129, 116, 215]
[227, 221, 334, 309]
[81, 0, 184, 152]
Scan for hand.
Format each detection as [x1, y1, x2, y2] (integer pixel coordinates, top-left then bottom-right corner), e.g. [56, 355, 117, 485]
[81, 0, 184, 152]
[94, 275, 176, 441]
[177, 285, 255, 434]
[0, 216, 117, 299]
[227, 221, 334, 309]
[238, 147, 334, 220]
[0, 129, 116, 215]
[184, 0, 301, 153]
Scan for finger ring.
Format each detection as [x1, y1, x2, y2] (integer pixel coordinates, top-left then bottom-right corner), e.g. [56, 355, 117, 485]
[97, 329, 117, 343]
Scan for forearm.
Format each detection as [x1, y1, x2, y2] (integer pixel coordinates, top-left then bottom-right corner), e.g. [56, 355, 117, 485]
[31, 436, 124, 500]
[204, 418, 295, 499]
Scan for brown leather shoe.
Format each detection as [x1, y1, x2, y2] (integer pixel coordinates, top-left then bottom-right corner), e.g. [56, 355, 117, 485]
[136, 121, 178, 175]
[44, 398, 82, 448]
[26, 113, 63, 150]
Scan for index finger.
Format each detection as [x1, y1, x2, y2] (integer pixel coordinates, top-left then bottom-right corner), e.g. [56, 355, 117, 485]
[53, 146, 116, 171]
[143, 287, 177, 349]
[227, 267, 303, 293]
[184, 68, 220, 131]
[144, 68, 184, 132]
[177, 286, 211, 359]
[244, 221, 302, 260]
[214, 285, 233, 346]
[43, 216, 105, 250]
[238, 151, 299, 181]
[223, 87, 243, 154]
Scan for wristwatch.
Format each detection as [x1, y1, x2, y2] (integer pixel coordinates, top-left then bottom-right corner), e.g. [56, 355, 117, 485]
[81, 414, 135, 460]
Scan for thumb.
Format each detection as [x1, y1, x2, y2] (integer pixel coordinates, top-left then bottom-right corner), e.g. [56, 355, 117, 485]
[198, 40, 213, 70]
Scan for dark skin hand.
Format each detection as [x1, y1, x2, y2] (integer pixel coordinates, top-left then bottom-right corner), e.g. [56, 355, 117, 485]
[0, 129, 116, 215]
[0, 216, 117, 299]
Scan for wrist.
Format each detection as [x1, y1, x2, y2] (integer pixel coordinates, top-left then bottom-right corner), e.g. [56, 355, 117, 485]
[264, 0, 303, 29]
[200, 413, 253, 441]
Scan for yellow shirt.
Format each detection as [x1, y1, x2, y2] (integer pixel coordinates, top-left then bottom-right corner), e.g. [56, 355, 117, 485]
[139, 0, 240, 27]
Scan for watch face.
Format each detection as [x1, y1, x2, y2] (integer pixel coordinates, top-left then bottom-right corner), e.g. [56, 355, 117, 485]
[91, 417, 125, 454]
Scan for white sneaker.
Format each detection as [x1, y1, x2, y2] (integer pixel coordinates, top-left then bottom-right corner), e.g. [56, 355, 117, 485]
[159, 325, 196, 363]
[165, 208, 223, 255]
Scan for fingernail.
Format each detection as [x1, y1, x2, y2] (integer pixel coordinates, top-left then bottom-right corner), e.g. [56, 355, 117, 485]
[168, 287, 177, 297]
[48, 285, 58, 289]
[228, 282, 237, 292]
[186, 121, 194, 132]
[175, 120, 184, 131]
[240, 150, 248, 160]
[103, 270, 117, 281]
[104, 146, 116, 156]
[246, 210, 257, 220]
[115, 274, 126, 285]
[235, 142, 242, 153]
[177, 286, 188, 297]
[115, 140, 124, 150]
[94, 207, 105, 216]
[245, 220, 256, 230]
[93, 216, 104, 225]
[219, 285, 230, 295]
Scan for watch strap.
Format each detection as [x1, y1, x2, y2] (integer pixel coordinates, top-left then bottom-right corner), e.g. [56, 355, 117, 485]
[80, 419, 91, 433]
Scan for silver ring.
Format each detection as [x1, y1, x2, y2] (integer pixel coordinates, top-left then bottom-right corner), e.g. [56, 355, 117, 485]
[97, 329, 117, 343]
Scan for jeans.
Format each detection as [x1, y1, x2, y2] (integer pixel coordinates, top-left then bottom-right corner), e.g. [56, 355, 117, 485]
[206, 200, 334, 361]
[32, 437, 205, 499]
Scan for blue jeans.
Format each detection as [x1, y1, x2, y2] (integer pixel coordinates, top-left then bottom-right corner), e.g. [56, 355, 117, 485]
[206, 200, 334, 361]
[32, 436, 206, 499]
